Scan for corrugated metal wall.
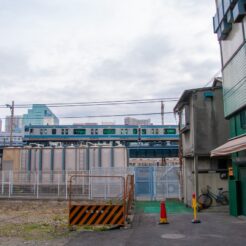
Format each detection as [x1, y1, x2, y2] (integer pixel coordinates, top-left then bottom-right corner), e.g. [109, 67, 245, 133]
[223, 43, 246, 117]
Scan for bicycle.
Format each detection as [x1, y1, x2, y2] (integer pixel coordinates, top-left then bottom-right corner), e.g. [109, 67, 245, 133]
[198, 185, 229, 209]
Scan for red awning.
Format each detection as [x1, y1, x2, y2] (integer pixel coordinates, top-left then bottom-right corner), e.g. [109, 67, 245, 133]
[211, 135, 246, 157]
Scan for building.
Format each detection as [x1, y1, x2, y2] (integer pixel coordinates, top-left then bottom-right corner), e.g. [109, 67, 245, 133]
[5, 115, 23, 133]
[212, 0, 246, 216]
[124, 117, 152, 125]
[174, 79, 230, 206]
[22, 104, 59, 127]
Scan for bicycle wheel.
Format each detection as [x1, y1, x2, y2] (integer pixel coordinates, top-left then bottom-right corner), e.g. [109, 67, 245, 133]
[220, 191, 229, 205]
[198, 194, 212, 209]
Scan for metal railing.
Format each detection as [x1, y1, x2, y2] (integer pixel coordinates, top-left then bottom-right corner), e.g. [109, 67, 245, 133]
[0, 168, 133, 199]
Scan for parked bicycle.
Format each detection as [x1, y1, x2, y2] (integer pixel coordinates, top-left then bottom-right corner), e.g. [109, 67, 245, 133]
[198, 185, 229, 209]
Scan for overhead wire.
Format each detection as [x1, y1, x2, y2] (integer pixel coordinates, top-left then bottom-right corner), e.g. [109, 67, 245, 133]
[0, 98, 179, 109]
[0, 111, 174, 120]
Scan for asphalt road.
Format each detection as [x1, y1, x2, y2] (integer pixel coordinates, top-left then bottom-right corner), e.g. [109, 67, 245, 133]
[66, 213, 246, 246]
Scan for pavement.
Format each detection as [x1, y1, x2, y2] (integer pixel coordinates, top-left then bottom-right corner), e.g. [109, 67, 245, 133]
[66, 212, 246, 246]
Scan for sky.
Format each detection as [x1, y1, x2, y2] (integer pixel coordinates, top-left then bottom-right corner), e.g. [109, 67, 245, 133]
[0, 0, 220, 128]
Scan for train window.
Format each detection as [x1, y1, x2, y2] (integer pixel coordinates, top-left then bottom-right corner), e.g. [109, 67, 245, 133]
[95, 129, 98, 134]
[65, 129, 69, 135]
[120, 129, 124, 134]
[62, 129, 65, 135]
[133, 129, 138, 134]
[74, 129, 86, 135]
[164, 129, 176, 134]
[151, 129, 154, 134]
[40, 129, 43, 135]
[24, 127, 29, 132]
[52, 129, 57, 135]
[103, 129, 116, 134]
[141, 129, 146, 134]
[30, 128, 33, 133]
[125, 129, 128, 134]
[44, 129, 47, 135]
[155, 129, 159, 134]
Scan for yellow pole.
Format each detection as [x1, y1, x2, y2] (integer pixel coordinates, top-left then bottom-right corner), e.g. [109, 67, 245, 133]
[192, 192, 201, 224]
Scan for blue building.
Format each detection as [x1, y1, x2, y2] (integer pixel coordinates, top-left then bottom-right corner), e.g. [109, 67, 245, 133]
[23, 104, 59, 127]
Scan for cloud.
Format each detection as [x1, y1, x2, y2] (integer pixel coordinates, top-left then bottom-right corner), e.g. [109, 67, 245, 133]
[0, 0, 220, 125]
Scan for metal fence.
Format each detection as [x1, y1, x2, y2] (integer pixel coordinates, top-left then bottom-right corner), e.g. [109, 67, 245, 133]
[134, 165, 181, 200]
[0, 166, 181, 200]
[0, 168, 133, 200]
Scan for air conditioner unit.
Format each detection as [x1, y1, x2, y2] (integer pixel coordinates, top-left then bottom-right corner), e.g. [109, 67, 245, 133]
[233, 0, 246, 22]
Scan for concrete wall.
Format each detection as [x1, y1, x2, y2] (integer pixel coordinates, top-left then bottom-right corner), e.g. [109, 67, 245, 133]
[182, 97, 194, 157]
[183, 156, 228, 206]
[2, 148, 21, 171]
[194, 89, 230, 155]
[1, 146, 128, 172]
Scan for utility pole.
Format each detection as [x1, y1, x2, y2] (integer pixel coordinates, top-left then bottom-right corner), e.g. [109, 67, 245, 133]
[161, 101, 164, 125]
[6, 101, 14, 147]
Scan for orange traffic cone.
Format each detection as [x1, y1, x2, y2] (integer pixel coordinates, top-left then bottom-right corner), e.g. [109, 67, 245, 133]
[159, 201, 169, 224]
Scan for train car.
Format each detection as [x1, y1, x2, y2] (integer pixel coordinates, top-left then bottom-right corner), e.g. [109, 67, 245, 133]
[23, 124, 179, 145]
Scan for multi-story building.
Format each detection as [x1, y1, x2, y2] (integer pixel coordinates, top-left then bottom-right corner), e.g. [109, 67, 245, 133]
[5, 115, 23, 133]
[212, 0, 246, 216]
[174, 79, 230, 206]
[124, 117, 152, 125]
[22, 104, 59, 127]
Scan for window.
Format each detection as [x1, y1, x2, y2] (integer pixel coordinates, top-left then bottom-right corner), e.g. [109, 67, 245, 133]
[74, 129, 86, 135]
[151, 129, 154, 134]
[240, 110, 246, 129]
[155, 129, 159, 134]
[164, 129, 176, 134]
[61, 129, 68, 135]
[133, 129, 138, 134]
[141, 129, 146, 135]
[40, 129, 43, 135]
[30, 128, 33, 134]
[44, 129, 47, 135]
[52, 129, 57, 135]
[180, 105, 190, 130]
[103, 129, 116, 134]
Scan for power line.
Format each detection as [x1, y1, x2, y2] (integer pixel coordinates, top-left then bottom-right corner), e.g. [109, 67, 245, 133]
[0, 98, 179, 109]
[0, 111, 174, 120]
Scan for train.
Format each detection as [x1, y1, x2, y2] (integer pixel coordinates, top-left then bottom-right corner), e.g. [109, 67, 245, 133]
[23, 124, 179, 145]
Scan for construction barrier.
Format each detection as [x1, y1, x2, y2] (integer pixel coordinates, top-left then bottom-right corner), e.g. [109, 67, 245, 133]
[68, 175, 126, 226]
[69, 204, 125, 226]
